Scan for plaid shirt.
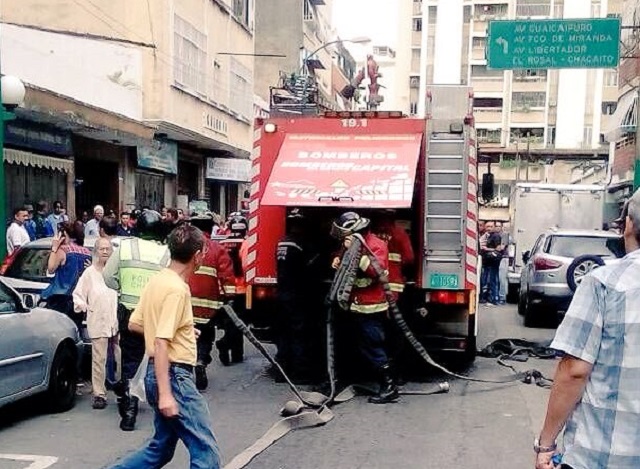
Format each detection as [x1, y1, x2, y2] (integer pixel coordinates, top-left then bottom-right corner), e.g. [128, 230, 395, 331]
[551, 248, 640, 468]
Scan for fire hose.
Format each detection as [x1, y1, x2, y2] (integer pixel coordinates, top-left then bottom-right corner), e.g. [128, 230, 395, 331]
[221, 234, 552, 469]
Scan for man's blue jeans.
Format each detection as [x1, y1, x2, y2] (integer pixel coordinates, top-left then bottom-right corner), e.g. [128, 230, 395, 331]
[110, 364, 221, 469]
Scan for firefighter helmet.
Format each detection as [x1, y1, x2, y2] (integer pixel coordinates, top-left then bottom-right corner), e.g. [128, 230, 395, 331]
[331, 211, 370, 238]
[229, 214, 248, 238]
[136, 209, 165, 241]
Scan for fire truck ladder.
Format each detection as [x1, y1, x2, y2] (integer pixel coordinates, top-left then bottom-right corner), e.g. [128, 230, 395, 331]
[424, 136, 466, 272]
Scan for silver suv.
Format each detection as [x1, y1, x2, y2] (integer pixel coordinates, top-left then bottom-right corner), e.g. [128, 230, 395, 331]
[518, 228, 624, 327]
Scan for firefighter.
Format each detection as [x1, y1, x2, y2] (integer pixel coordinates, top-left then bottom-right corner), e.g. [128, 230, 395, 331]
[188, 216, 234, 391]
[275, 208, 315, 382]
[217, 214, 249, 365]
[331, 211, 399, 404]
[103, 209, 169, 431]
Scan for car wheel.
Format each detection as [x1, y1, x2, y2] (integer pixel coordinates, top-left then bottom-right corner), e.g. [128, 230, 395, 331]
[566, 255, 605, 292]
[517, 285, 527, 316]
[506, 283, 519, 304]
[523, 294, 540, 328]
[46, 345, 78, 413]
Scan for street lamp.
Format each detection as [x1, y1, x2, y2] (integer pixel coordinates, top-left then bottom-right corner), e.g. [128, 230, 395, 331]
[0, 75, 26, 260]
[300, 36, 371, 76]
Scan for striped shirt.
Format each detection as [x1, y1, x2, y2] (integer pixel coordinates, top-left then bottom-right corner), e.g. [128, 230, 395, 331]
[551, 249, 640, 468]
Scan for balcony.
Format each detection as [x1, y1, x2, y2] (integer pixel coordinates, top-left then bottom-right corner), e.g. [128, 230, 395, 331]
[471, 47, 486, 61]
[473, 20, 488, 35]
[413, 0, 422, 16]
[510, 110, 546, 124]
[474, 108, 503, 124]
[412, 30, 422, 47]
[512, 79, 547, 92]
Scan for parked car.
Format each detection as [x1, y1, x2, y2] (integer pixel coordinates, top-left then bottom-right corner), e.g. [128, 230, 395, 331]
[518, 228, 624, 327]
[0, 278, 82, 412]
[0, 236, 117, 354]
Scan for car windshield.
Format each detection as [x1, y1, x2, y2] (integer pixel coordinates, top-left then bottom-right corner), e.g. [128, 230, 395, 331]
[548, 236, 621, 259]
[5, 248, 51, 282]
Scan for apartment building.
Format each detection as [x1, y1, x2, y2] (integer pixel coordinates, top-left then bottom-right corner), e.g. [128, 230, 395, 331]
[605, 0, 639, 207]
[397, 0, 620, 220]
[1, 0, 254, 217]
[255, 0, 356, 114]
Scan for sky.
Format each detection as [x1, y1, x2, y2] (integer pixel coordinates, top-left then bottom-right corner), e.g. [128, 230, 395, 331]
[331, 0, 399, 59]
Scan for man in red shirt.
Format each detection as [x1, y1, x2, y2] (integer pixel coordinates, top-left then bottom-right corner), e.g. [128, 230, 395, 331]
[332, 211, 398, 404]
[188, 216, 234, 390]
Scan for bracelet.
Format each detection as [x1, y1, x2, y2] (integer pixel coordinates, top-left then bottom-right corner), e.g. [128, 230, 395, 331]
[534, 437, 557, 453]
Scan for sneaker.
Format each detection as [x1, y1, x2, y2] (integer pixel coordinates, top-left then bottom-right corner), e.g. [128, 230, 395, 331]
[195, 365, 208, 391]
[92, 396, 107, 410]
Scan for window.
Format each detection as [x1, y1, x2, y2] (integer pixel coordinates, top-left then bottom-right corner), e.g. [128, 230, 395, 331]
[471, 65, 502, 79]
[474, 4, 508, 19]
[229, 58, 252, 120]
[0, 283, 17, 314]
[512, 92, 546, 110]
[410, 76, 420, 88]
[412, 17, 422, 31]
[5, 247, 51, 282]
[515, 0, 551, 17]
[410, 102, 418, 115]
[511, 127, 544, 143]
[303, 0, 314, 21]
[472, 37, 486, 50]
[479, 182, 510, 206]
[174, 15, 207, 95]
[584, 126, 593, 145]
[474, 97, 503, 109]
[602, 101, 617, 115]
[477, 128, 502, 143]
[513, 69, 547, 81]
[547, 126, 556, 145]
[604, 70, 618, 87]
[547, 236, 619, 259]
[428, 6, 437, 24]
[233, 0, 251, 27]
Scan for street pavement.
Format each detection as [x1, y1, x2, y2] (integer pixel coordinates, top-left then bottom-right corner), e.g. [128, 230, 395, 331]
[0, 304, 558, 469]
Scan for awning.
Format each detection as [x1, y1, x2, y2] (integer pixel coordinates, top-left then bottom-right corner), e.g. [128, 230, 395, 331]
[262, 133, 423, 208]
[4, 148, 73, 173]
[604, 90, 637, 142]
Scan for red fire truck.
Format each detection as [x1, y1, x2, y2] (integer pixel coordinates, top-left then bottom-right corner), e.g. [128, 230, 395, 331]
[244, 86, 480, 362]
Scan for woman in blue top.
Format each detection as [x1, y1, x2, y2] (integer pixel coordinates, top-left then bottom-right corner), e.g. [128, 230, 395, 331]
[41, 221, 92, 324]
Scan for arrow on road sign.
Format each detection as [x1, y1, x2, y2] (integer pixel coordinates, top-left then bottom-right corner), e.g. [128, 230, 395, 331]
[495, 37, 509, 54]
[0, 454, 58, 469]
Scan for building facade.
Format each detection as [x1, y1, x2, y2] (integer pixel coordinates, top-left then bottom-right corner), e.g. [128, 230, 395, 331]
[397, 0, 620, 220]
[1, 0, 254, 219]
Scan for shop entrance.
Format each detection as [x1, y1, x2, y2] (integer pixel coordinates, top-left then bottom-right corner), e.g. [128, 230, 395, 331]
[75, 159, 119, 215]
[135, 170, 165, 211]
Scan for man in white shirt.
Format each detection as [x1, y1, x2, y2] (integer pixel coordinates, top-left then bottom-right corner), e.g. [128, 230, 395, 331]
[84, 205, 105, 237]
[6, 207, 31, 255]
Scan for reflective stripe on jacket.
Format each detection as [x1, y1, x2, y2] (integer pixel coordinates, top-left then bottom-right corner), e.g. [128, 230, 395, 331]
[189, 239, 234, 320]
[119, 238, 169, 309]
[349, 233, 389, 314]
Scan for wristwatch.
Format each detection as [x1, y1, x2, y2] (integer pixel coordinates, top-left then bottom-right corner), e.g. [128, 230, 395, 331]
[534, 437, 557, 453]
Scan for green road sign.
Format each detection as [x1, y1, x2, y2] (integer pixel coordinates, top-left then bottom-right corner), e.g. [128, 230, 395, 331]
[487, 18, 620, 70]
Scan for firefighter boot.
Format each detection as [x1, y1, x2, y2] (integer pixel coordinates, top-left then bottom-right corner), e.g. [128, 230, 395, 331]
[114, 380, 128, 419]
[216, 341, 231, 366]
[120, 395, 139, 432]
[368, 364, 399, 404]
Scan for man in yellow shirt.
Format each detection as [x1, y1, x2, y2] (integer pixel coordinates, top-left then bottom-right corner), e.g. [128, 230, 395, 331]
[110, 224, 221, 469]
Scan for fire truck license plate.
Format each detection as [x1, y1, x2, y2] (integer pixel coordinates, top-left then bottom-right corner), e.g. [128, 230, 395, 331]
[429, 273, 460, 289]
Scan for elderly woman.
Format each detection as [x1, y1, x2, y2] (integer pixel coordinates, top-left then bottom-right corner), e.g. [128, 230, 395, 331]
[73, 237, 120, 410]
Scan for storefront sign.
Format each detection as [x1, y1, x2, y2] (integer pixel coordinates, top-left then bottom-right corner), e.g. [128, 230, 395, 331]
[206, 157, 251, 182]
[137, 140, 178, 174]
[5, 120, 73, 156]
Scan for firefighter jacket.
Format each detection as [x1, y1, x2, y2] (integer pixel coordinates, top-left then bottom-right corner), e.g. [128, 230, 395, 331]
[387, 224, 415, 297]
[276, 235, 309, 299]
[350, 233, 389, 314]
[189, 238, 234, 323]
[220, 238, 247, 295]
[103, 238, 169, 310]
